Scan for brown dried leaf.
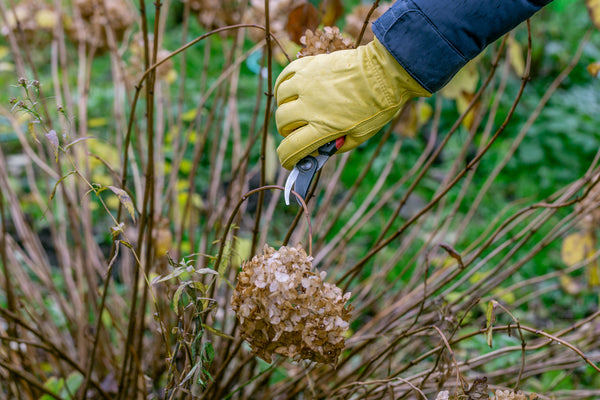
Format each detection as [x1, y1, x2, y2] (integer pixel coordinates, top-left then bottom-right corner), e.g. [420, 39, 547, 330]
[466, 377, 488, 400]
[586, 0, 600, 29]
[44, 129, 59, 161]
[286, 3, 319, 45]
[588, 61, 600, 77]
[320, 0, 344, 27]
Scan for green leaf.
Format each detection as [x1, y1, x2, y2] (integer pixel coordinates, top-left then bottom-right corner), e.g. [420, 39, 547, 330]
[172, 282, 188, 315]
[152, 266, 187, 284]
[486, 300, 497, 348]
[180, 363, 200, 385]
[41, 377, 63, 400]
[518, 141, 544, 165]
[65, 136, 95, 150]
[108, 185, 136, 222]
[61, 372, 83, 399]
[202, 342, 215, 363]
[49, 171, 76, 201]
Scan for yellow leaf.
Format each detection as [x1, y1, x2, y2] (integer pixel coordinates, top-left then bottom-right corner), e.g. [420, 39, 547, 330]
[587, 61, 600, 78]
[88, 117, 108, 128]
[202, 323, 235, 340]
[491, 288, 516, 305]
[417, 101, 433, 126]
[274, 38, 301, 65]
[181, 108, 197, 122]
[440, 58, 479, 100]
[101, 309, 112, 328]
[164, 69, 178, 84]
[0, 62, 14, 72]
[456, 92, 478, 130]
[393, 101, 419, 138]
[108, 185, 136, 222]
[34, 9, 58, 29]
[559, 274, 582, 295]
[0, 46, 9, 59]
[321, 0, 344, 27]
[91, 172, 113, 187]
[180, 159, 192, 174]
[561, 231, 595, 267]
[88, 140, 120, 167]
[394, 100, 432, 138]
[485, 300, 497, 348]
[588, 259, 600, 287]
[154, 219, 172, 257]
[507, 36, 525, 77]
[586, 0, 600, 29]
[232, 237, 252, 267]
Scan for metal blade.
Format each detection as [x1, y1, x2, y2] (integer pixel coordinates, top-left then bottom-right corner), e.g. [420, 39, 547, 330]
[284, 167, 300, 205]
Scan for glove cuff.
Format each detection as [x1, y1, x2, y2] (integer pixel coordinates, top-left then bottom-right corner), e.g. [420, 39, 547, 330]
[366, 37, 431, 102]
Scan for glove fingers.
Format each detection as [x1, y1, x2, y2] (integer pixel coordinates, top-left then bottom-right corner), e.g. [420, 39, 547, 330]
[275, 100, 308, 137]
[277, 124, 334, 170]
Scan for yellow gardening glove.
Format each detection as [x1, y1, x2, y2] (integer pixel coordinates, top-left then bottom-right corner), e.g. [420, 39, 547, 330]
[274, 37, 430, 170]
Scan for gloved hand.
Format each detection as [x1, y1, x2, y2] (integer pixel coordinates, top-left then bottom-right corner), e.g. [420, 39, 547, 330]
[274, 37, 430, 170]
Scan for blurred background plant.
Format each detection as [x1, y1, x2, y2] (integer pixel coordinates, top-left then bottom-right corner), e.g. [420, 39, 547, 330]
[0, 0, 600, 399]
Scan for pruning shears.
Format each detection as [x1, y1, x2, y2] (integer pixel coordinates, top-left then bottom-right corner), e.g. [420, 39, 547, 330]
[284, 136, 345, 205]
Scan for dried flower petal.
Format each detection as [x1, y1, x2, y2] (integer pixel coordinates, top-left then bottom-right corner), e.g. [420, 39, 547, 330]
[297, 26, 354, 58]
[231, 244, 352, 365]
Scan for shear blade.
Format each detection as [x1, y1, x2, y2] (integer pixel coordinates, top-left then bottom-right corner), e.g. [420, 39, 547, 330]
[284, 167, 300, 206]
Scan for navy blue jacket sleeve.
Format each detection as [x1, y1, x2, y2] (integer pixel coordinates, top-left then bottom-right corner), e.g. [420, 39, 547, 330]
[372, 0, 553, 93]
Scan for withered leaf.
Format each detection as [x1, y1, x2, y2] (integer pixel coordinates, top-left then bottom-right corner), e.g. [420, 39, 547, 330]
[320, 0, 344, 27]
[588, 61, 600, 78]
[586, 0, 600, 29]
[286, 3, 319, 45]
[108, 185, 136, 222]
[44, 129, 59, 162]
[466, 376, 488, 400]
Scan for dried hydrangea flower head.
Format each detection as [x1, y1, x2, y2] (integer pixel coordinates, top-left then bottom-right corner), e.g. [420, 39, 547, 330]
[189, 0, 243, 33]
[231, 244, 352, 365]
[297, 26, 354, 58]
[68, 0, 135, 50]
[243, 0, 299, 43]
[0, 0, 58, 46]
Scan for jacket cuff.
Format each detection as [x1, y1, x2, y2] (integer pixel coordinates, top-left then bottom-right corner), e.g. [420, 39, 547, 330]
[372, 0, 551, 93]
